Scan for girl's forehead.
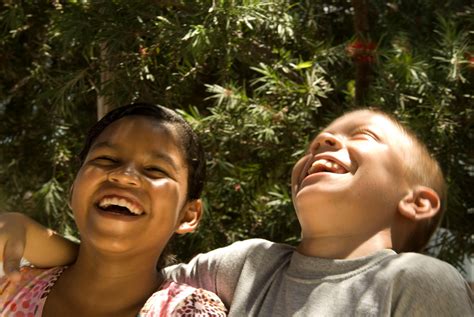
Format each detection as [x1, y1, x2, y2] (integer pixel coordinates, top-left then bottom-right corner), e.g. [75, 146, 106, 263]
[99, 116, 175, 139]
[89, 116, 190, 173]
[92, 117, 182, 153]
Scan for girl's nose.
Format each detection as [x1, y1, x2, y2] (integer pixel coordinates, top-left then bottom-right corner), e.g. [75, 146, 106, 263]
[108, 166, 141, 187]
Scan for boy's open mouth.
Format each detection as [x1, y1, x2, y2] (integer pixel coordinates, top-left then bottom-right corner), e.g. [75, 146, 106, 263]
[96, 196, 144, 216]
[307, 158, 348, 175]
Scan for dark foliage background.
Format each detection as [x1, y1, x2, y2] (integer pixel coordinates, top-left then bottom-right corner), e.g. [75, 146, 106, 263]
[1, 0, 472, 269]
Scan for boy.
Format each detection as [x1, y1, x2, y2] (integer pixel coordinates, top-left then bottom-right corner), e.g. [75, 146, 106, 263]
[1, 109, 472, 315]
[161, 109, 472, 316]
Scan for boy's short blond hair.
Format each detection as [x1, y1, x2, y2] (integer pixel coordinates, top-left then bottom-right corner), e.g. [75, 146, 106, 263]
[371, 109, 447, 252]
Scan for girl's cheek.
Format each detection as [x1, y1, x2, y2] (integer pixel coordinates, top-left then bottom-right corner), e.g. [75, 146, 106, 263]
[150, 179, 187, 207]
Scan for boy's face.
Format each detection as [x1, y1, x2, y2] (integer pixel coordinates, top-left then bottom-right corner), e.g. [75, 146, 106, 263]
[291, 110, 411, 238]
[71, 116, 191, 259]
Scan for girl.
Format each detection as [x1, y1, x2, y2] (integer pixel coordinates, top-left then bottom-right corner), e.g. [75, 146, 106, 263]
[0, 103, 226, 316]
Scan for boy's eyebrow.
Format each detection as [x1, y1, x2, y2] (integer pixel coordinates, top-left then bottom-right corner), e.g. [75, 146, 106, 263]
[90, 141, 180, 171]
[352, 125, 383, 141]
[313, 125, 384, 143]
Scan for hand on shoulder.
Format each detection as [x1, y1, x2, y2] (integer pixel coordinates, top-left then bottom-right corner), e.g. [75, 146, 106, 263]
[0, 212, 28, 282]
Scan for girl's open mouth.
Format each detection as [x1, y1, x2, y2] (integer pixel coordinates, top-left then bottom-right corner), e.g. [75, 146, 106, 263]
[96, 196, 144, 216]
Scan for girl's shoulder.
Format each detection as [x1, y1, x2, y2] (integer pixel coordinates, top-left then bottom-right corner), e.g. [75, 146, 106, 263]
[0, 266, 65, 316]
[140, 279, 227, 316]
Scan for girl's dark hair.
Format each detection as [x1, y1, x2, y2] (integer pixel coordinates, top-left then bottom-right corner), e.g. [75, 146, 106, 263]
[79, 102, 206, 201]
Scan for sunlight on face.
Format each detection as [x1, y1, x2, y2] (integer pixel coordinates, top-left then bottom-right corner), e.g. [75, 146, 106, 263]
[292, 110, 412, 238]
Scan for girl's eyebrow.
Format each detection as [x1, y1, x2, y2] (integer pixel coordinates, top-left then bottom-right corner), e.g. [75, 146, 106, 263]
[90, 141, 180, 171]
[149, 151, 179, 171]
[90, 141, 115, 152]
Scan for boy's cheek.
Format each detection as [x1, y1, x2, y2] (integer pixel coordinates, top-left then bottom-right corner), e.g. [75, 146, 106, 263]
[291, 155, 310, 194]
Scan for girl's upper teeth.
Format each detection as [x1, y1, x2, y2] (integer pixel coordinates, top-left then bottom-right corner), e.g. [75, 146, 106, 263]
[98, 197, 143, 215]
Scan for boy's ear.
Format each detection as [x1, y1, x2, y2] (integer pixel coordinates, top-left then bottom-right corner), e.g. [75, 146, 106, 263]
[398, 186, 440, 221]
[175, 199, 203, 234]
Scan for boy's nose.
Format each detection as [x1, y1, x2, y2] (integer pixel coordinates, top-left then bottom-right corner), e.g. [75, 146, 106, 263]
[317, 132, 343, 150]
[108, 166, 141, 187]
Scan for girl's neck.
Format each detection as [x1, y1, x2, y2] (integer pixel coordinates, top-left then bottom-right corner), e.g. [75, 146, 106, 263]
[43, 247, 163, 317]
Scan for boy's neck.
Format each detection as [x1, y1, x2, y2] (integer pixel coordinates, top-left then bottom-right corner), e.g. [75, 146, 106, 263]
[296, 230, 393, 259]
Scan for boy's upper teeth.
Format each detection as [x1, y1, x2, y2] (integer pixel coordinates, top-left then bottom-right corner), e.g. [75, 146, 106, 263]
[98, 197, 144, 215]
[308, 158, 348, 174]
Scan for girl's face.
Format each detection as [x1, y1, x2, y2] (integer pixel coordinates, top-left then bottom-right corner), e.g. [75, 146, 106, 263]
[71, 116, 198, 259]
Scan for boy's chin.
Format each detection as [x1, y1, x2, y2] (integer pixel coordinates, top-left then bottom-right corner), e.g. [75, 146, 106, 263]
[294, 200, 330, 216]
[294, 186, 348, 208]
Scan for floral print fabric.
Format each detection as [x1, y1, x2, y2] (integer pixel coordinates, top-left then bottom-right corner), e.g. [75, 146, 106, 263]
[140, 280, 227, 317]
[0, 267, 226, 316]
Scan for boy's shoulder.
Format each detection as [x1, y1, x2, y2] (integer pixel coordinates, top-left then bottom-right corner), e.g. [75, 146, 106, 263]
[229, 238, 294, 251]
[381, 253, 473, 315]
[385, 253, 471, 299]
[196, 238, 295, 265]
[165, 238, 294, 273]
[375, 252, 466, 286]
[388, 252, 464, 278]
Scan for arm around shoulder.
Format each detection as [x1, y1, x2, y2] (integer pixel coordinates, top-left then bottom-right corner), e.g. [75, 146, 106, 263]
[163, 239, 273, 308]
[0, 212, 78, 272]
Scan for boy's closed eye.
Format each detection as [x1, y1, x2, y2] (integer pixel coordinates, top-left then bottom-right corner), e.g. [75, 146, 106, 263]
[351, 128, 380, 142]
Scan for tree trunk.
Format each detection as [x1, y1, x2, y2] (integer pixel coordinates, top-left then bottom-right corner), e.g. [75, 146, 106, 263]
[351, 0, 371, 106]
[97, 42, 114, 120]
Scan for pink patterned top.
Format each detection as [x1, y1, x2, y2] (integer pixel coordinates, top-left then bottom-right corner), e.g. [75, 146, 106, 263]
[0, 266, 226, 317]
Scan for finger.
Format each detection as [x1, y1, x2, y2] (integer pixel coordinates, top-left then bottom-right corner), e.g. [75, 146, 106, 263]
[4, 268, 21, 283]
[3, 239, 25, 283]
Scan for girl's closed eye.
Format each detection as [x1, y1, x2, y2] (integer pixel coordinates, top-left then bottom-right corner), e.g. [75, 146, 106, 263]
[144, 166, 169, 178]
[91, 156, 119, 166]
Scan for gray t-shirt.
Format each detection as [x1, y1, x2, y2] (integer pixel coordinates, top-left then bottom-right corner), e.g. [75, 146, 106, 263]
[164, 239, 473, 316]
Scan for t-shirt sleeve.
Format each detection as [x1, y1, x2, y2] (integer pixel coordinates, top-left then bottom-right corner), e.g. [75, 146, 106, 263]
[162, 239, 271, 308]
[392, 254, 473, 316]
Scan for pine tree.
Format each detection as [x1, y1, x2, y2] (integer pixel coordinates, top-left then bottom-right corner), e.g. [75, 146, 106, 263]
[1, 0, 472, 269]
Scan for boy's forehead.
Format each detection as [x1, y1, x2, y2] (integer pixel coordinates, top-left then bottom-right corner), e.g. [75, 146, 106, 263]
[308, 110, 407, 148]
[322, 111, 399, 137]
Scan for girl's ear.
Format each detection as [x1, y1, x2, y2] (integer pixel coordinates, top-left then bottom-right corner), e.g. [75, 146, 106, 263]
[175, 199, 203, 234]
[398, 186, 440, 221]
